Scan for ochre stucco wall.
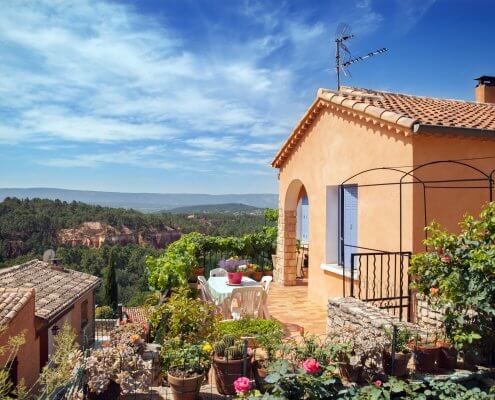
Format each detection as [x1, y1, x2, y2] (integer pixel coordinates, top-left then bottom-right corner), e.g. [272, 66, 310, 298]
[277, 108, 413, 305]
[69, 290, 96, 347]
[412, 134, 495, 253]
[0, 292, 40, 389]
[277, 106, 495, 307]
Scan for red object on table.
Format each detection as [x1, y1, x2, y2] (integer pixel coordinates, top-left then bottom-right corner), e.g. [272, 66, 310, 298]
[227, 271, 243, 285]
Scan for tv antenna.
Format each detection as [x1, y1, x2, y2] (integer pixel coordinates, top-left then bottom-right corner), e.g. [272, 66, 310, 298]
[335, 23, 388, 90]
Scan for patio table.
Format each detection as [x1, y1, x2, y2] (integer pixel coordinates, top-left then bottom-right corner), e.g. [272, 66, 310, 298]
[207, 276, 261, 305]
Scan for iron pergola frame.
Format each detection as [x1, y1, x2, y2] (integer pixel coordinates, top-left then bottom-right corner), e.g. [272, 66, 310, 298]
[337, 158, 495, 320]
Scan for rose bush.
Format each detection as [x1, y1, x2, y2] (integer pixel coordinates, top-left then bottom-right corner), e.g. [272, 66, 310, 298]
[410, 202, 495, 355]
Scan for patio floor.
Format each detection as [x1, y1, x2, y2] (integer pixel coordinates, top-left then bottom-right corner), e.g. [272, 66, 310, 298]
[267, 280, 327, 337]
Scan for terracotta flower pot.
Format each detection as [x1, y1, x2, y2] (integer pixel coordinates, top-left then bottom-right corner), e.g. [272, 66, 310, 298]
[263, 270, 273, 277]
[252, 360, 268, 393]
[437, 345, 457, 370]
[302, 267, 309, 279]
[251, 271, 263, 281]
[213, 355, 251, 395]
[413, 346, 439, 373]
[228, 272, 243, 284]
[382, 350, 412, 377]
[167, 372, 204, 400]
[339, 362, 364, 383]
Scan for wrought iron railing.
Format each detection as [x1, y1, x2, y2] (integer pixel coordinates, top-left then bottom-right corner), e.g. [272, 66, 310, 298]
[344, 251, 411, 321]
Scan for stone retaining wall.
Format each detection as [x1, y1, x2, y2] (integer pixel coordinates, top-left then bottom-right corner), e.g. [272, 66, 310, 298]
[327, 297, 423, 340]
[416, 295, 445, 330]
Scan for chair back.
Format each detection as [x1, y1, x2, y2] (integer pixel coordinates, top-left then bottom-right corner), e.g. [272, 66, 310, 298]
[261, 276, 273, 293]
[197, 276, 214, 303]
[209, 268, 227, 278]
[229, 287, 265, 319]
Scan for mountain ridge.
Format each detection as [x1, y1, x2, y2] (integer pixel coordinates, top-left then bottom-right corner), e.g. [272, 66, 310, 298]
[0, 187, 278, 212]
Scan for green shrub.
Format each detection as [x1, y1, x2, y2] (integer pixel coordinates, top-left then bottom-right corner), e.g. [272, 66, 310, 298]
[410, 202, 495, 352]
[149, 287, 219, 344]
[95, 305, 115, 319]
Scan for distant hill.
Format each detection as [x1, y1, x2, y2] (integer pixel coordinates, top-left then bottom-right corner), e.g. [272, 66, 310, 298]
[169, 203, 263, 214]
[0, 188, 278, 212]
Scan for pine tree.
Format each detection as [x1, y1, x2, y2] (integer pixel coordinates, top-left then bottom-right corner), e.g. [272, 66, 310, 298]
[103, 247, 118, 312]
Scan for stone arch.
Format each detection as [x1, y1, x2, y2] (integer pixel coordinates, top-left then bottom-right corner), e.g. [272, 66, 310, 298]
[275, 179, 309, 285]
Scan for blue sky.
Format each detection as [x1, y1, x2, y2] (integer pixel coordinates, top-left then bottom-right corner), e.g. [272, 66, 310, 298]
[1, 0, 494, 194]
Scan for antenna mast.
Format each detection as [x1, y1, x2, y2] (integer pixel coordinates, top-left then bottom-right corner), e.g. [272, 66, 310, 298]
[335, 23, 388, 90]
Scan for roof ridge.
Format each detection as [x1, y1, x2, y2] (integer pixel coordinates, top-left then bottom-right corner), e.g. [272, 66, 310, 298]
[343, 86, 495, 108]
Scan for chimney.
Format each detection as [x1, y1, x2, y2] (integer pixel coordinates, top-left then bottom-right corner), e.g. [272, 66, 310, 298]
[475, 76, 495, 103]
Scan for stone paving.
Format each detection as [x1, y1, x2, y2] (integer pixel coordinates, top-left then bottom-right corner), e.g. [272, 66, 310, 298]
[266, 280, 327, 337]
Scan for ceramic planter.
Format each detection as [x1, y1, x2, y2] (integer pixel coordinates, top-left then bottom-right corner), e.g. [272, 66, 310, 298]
[339, 362, 364, 383]
[263, 270, 273, 277]
[251, 271, 263, 281]
[167, 372, 204, 400]
[228, 271, 243, 284]
[437, 344, 457, 370]
[413, 346, 439, 373]
[213, 355, 251, 395]
[382, 350, 412, 377]
[252, 360, 268, 393]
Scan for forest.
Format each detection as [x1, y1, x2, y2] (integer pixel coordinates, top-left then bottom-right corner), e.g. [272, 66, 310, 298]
[0, 197, 272, 305]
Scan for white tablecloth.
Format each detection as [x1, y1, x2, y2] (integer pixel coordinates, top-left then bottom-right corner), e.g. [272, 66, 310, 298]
[207, 276, 260, 304]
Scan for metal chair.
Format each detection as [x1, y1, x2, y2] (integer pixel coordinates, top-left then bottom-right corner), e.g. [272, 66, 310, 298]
[229, 287, 265, 320]
[261, 276, 273, 294]
[209, 268, 227, 278]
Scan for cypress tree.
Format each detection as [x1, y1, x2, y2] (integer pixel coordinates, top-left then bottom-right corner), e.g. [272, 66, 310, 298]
[103, 247, 118, 312]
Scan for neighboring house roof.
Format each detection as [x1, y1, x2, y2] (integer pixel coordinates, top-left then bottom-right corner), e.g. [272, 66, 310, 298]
[122, 306, 148, 325]
[0, 288, 34, 326]
[272, 87, 495, 168]
[0, 260, 100, 322]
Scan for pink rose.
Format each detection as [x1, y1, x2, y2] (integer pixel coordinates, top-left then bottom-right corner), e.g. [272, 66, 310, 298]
[302, 358, 320, 374]
[374, 380, 382, 387]
[233, 376, 251, 394]
[440, 255, 451, 263]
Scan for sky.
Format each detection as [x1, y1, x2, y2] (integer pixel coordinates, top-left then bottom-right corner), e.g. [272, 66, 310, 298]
[1, 0, 494, 194]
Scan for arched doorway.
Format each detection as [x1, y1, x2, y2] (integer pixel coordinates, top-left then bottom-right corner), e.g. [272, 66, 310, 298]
[275, 179, 309, 285]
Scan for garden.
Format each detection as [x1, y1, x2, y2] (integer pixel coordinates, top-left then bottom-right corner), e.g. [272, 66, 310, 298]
[6, 205, 495, 399]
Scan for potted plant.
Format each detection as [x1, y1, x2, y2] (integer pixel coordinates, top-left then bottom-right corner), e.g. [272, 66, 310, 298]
[411, 333, 440, 373]
[212, 335, 251, 395]
[436, 332, 457, 370]
[382, 327, 413, 377]
[218, 258, 249, 284]
[262, 263, 273, 277]
[163, 339, 211, 400]
[250, 264, 263, 281]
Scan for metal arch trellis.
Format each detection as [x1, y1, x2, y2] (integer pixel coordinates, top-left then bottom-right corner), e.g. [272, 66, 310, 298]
[339, 158, 495, 321]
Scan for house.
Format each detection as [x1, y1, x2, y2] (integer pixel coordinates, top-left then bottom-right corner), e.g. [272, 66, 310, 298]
[0, 288, 38, 389]
[272, 76, 495, 318]
[0, 259, 100, 388]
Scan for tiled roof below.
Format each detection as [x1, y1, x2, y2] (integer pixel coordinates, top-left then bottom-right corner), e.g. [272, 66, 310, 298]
[122, 307, 148, 325]
[0, 288, 34, 326]
[0, 260, 100, 321]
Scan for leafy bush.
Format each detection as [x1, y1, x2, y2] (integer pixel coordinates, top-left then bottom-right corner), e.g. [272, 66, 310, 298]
[149, 287, 219, 344]
[95, 305, 116, 319]
[219, 318, 283, 338]
[161, 338, 212, 376]
[410, 203, 495, 352]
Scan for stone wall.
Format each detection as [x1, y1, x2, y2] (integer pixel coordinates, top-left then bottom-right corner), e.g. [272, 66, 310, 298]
[274, 209, 297, 285]
[327, 297, 423, 340]
[416, 295, 445, 330]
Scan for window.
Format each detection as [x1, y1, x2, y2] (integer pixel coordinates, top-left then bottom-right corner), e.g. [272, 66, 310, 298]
[340, 185, 358, 267]
[81, 300, 88, 329]
[325, 186, 339, 264]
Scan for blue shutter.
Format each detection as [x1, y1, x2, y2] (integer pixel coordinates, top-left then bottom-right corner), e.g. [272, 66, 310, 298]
[300, 195, 309, 244]
[343, 186, 358, 267]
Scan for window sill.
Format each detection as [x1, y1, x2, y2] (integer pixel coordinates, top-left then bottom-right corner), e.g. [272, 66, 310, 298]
[320, 263, 359, 279]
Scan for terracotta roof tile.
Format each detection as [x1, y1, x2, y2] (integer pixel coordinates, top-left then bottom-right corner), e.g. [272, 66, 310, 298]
[272, 86, 495, 168]
[340, 86, 495, 131]
[0, 260, 100, 321]
[122, 307, 148, 324]
[0, 288, 34, 326]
